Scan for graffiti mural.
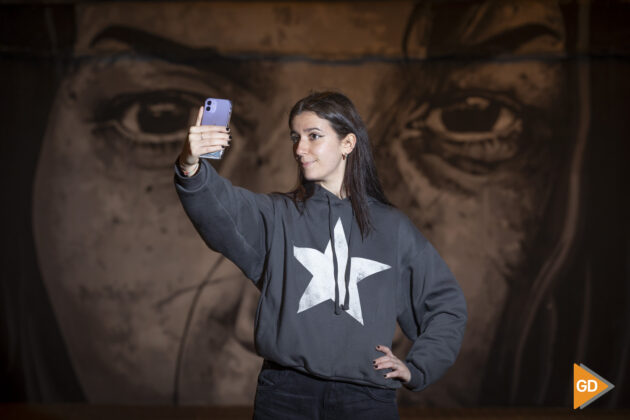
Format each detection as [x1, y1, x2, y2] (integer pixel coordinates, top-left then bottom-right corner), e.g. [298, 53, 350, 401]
[2, 0, 628, 407]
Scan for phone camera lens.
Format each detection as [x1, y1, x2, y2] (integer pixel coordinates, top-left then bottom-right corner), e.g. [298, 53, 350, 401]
[206, 106, 211, 111]
[207, 100, 212, 105]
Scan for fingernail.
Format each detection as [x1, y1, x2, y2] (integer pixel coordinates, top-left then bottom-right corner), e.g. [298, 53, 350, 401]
[383, 374, 387, 378]
[372, 360, 376, 365]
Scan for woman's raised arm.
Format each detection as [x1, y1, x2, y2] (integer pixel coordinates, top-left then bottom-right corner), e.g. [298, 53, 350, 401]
[173, 107, 274, 285]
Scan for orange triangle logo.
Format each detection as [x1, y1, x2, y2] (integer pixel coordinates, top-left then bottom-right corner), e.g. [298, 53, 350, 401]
[573, 363, 614, 409]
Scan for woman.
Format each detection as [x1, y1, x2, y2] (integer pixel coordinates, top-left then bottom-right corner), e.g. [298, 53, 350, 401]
[174, 92, 467, 419]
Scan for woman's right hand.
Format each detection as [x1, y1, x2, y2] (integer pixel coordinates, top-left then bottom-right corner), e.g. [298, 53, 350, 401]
[179, 106, 231, 167]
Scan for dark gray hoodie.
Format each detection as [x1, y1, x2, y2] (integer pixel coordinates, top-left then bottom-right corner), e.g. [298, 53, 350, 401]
[174, 159, 467, 392]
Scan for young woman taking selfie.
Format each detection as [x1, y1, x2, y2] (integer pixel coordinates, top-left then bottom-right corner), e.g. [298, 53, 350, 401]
[174, 91, 467, 419]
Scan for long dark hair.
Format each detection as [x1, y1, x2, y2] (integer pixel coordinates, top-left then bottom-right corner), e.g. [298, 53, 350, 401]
[282, 91, 393, 239]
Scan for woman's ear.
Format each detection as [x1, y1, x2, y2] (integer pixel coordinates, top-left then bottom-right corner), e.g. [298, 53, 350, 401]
[342, 133, 357, 154]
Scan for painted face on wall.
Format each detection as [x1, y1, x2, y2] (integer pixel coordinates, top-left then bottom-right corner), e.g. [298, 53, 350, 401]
[32, 0, 574, 408]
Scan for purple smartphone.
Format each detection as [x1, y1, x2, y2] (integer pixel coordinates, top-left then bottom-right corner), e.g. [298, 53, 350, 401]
[199, 97, 232, 159]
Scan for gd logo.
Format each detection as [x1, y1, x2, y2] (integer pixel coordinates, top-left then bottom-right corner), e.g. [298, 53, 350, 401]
[573, 363, 614, 409]
[576, 379, 598, 393]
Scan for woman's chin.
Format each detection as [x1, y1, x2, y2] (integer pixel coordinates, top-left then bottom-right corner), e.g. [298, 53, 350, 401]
[301, 170, 318, 181]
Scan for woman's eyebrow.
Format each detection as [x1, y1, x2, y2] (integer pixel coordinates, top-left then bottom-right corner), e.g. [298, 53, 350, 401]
[290, 127, 322, 135]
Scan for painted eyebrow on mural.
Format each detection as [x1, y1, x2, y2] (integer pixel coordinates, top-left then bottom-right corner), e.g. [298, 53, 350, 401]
[437, 23, 564, 58]
[89, 25, 224, 62]
[472, 24, 563, 54]
[88, 25, 270, 104]
[403, 3, 564, 58]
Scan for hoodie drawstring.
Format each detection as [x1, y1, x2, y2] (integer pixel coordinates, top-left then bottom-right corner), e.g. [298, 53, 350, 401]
[327, 194, 354, 315]
[342, 217, 353, 311]
[327, 195, 342, 315]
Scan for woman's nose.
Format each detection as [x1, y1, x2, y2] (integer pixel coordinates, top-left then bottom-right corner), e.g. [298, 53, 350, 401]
[294, 137, 308, 156]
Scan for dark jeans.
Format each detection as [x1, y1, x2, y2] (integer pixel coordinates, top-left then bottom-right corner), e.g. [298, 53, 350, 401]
[253, 361, 399, 420]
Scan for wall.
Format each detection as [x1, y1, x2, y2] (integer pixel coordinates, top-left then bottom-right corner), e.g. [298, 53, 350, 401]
[1, 0, 629, 407]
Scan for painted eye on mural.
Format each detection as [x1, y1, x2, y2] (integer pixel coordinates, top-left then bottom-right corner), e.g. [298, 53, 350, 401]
[402, 93, 524, 174]
[92, 89, 203, 168]
[96, 89, 201, 143]
[425, 96, 521, 143]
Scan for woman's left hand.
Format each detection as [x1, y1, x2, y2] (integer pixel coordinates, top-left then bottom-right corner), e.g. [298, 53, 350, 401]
[373, 345, 411, 383]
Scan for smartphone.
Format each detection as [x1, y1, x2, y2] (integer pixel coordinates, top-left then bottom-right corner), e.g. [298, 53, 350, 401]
[199, 97, 232, 159]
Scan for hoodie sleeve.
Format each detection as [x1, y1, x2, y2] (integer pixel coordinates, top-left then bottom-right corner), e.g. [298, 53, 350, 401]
[396, 215, 467, 392]
[173, 158, 274, 284]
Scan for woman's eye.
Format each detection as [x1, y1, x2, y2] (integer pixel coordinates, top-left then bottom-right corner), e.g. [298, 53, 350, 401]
[401, 94, 524, 173]
[309, 133, 321, 140]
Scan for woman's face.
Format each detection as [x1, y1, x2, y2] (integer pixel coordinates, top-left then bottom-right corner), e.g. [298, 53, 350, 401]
[291, 111, 348, 191]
